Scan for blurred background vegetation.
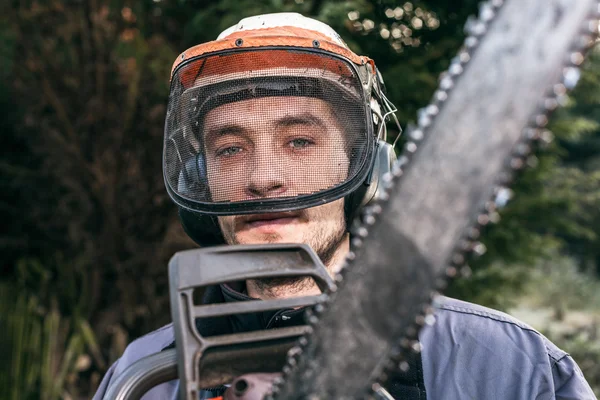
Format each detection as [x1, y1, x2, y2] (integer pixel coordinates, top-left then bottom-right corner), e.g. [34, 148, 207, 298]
[1, 0, 599, 398]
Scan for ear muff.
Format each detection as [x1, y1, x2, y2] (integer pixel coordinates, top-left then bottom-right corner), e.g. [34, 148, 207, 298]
[177, 153, 209, 197]
[344, 139, 397, 225]
[179, 208, 225, 247]
[362, 140, 397, 206]
[177, 153, 224, 247]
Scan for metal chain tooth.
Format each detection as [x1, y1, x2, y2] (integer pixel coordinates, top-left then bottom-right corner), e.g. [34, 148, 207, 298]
[489, 211, 501, 223]
[458, 239, 472, 251]
[479, 2, 496, 21]
[435, 278, 449, 290]
[418, 113, 433, 128]
[381, 171, 393, 183]
[451, 253, 465, 265]
[570, 51, 585, 66]
[364, 214, 376, 225]
[468, 226, 481, 240]
[405, 326, 418, 338]
[460, 265, 473, 278]
[425, 104, 440, 116]
[410, 341, 422, 353]
[409, 129, 424, 141]
[510, 157, 525, 170]
[270, 379, 282, 395]
[423, 303, 435, 314]
[383, 358, 397, 371]
[544, 97, 559, 111]
[557, 92, 570, 107]
[439, 76, 454, 91]
[464, 35, 479, 49]
[356, 226, 369, 238]
[563, 66, 582, 89]
[471, 242, 487, 256]
[553, 82, 568, 96]
[523, 127, 539, 140]
[351, 237, 363, 248]
[433, 90, 448, 102]
[399, 338, 410, 349]
[477, 213, 491, 225]
[405, 142, 418, 153]
[515, 142, 531, 156]
[539, 130, 555, 147]
[334, 273, 343, 283]
[287, 346, 302, 358]
[424, 314, 437, 326]
[398, 361, 410, 373]
[464, 16, 486, 37]
[448, 62, 464, 76]
[458, 50, 471, 64]
[534, 114, 549, 127]
[576, 35, 595, 50]
[446, 265, 458, 278]
[392, 166, 403, 177]
[484, 200, 497, 212]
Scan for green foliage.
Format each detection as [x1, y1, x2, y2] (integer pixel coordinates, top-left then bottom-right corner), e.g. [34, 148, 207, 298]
[0, 262, 103, 400]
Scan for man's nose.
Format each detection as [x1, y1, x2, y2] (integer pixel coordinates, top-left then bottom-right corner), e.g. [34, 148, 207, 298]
[246, 151, 286, 198]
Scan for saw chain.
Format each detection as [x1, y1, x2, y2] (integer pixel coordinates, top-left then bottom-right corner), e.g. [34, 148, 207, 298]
[268, 0, 600, 398]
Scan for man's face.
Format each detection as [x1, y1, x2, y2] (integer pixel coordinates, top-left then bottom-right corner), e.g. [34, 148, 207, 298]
[202, 96, 349, 266]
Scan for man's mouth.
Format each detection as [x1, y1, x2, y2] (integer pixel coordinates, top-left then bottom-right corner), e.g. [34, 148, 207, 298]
[242, 212, 302, 229]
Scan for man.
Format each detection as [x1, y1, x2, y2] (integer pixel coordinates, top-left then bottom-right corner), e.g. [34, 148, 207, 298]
[94, 12, 595, 399]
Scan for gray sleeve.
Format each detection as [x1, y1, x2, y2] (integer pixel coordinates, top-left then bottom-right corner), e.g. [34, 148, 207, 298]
[92, 359, 120, 400]
[553, 354, 596, 400]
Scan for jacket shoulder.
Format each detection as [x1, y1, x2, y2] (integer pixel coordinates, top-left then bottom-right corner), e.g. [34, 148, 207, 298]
[432, 296, 567, 361]
[419, 297, 578, 399]
[114, 323, 176, 376]
[94, 323, 176, 399]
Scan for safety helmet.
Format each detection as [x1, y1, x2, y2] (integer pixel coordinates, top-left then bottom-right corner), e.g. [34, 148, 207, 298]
[163, 13, 399, 246]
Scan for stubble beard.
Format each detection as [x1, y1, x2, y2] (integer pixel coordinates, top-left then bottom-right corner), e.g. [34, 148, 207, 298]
[223, 213, 347, 297]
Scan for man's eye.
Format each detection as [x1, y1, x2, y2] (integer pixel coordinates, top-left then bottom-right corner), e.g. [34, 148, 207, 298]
[216, 146, 243, 157]
[289, 138, 313, 149]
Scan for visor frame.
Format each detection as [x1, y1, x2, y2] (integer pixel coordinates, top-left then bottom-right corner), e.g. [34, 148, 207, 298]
[163, 46, 377, 216]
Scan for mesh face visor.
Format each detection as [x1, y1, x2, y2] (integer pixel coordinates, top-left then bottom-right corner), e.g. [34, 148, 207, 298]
[164, 48, 374, 215]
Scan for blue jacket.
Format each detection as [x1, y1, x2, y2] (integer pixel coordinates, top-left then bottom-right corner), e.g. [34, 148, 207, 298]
[93, 295, 595, 399]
